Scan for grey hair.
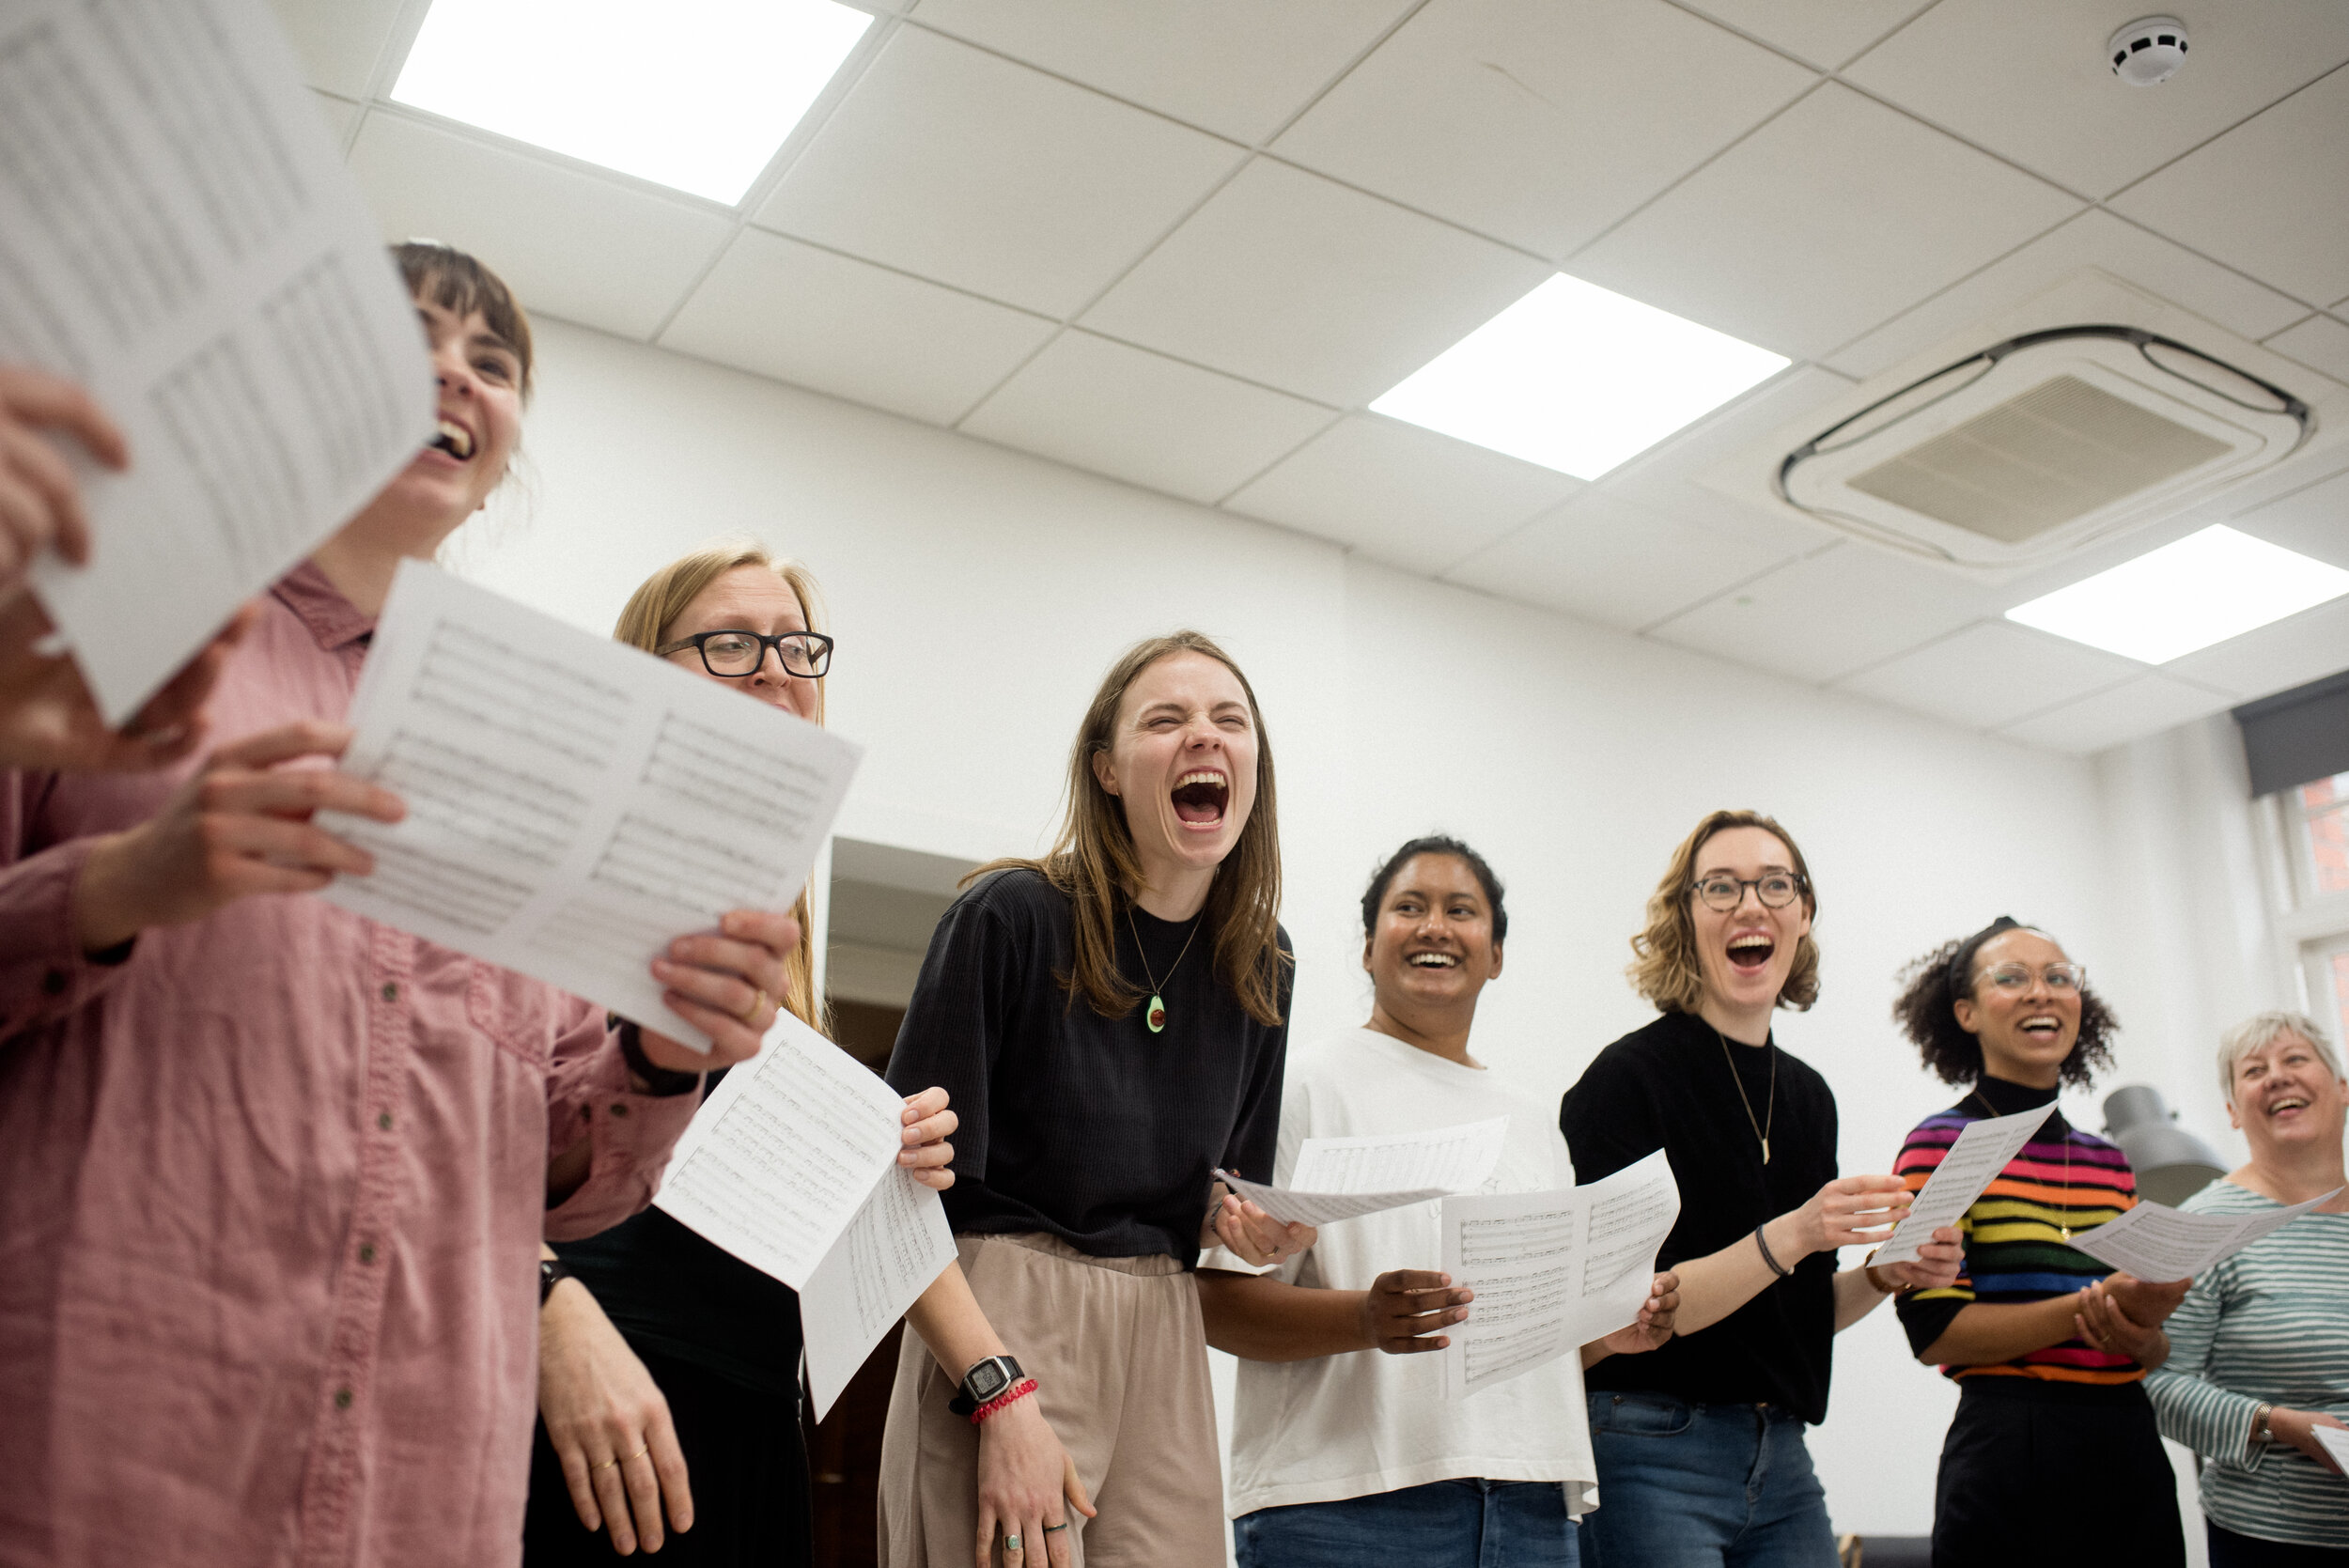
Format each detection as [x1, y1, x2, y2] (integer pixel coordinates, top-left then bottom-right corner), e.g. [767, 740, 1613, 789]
[2217, 1010, 2343, 1105]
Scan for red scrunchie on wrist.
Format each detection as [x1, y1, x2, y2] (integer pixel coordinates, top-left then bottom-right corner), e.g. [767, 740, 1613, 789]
[969, 1376, 1038, 1426]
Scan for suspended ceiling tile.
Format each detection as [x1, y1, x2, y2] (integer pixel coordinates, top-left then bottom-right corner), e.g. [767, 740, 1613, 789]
[2109, 66, 2349, 308]
[1081, 159, 1552, 407]
[754, 27, 1245, 318]
[2229, 461, 2349, 570]
[1224, 413, 1581, 571]
[2265, 313, 2349, 385]
[660, 231, 1055, 426]
[1845, 1, 2349, 200]
[1270, 0, 1814, 259]
[1995, 673, 2240, 753]
[312, 90, 362, 147]
[2161, 594, 2349, 701]
[906, 0, 1418, 145]
[1593, 363, 1852, 556]
[1834, 620, 2144, 732]
[1825, 209, 2310, 380]
[347, 115, 734, 340]
[957, 331, 1337, 505]
[1570, 84, 2081, 361]
[1670, 0, 1937, 70]
[1645, 539, 2001, 683]
[266, 0, 406, 98]
[1442, 490, 1796, 631]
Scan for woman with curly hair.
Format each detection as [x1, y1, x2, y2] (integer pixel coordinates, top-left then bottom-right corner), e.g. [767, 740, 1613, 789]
[1559, 809, 1962, 1566]
[1889, 916, 2189, 1566]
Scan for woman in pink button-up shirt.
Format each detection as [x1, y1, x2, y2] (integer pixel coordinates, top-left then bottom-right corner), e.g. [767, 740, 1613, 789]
[0, 245, 794, 1568]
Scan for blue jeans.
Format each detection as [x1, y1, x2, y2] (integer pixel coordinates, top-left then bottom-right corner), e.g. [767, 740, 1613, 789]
[1578, 1393, 1837, 1568]
[1235, 1479, 1582, 1568]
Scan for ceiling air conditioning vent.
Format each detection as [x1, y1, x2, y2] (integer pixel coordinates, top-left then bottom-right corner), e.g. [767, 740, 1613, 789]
[1777, 326, 2310, 570]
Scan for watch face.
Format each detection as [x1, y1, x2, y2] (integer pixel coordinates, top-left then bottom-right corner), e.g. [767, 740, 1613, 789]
[968, 1359, 1009, 1400]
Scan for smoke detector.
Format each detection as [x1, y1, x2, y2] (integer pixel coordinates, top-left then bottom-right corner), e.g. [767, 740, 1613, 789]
[2108, 16, 2187, 86]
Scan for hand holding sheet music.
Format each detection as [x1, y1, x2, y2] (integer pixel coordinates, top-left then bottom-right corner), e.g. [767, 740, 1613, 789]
[2068, 1188, 2340, 1282]
[0, 0, 433, 721]
[1216, 1116, 1510, 1227]
[318, 561, 861, 1049]
[1439, 1150, 1681, 1399]
[1874, 1105, 2057, 1266]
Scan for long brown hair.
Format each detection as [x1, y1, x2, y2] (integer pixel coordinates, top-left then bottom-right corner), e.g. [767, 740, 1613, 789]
[976, 631, 1287, 1026]
[1626, 809, 1821, 1015]
[614, 540, 827, 1031]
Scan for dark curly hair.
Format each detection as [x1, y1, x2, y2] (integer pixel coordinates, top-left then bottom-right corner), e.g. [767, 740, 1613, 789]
[1892, 918, 2117, 1088]
[1361, 835, 1507, 944]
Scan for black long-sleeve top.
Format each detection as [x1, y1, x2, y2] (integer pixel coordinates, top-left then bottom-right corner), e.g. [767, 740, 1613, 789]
[885, 868, 1290, 1263]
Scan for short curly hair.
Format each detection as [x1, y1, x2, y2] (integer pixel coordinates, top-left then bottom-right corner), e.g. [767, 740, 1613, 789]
[1627, 809, 1819, 1016]
[1892, 923, 2117, 1088]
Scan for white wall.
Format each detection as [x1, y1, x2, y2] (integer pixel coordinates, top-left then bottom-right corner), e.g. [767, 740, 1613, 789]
[454, 318, 2208, 1538]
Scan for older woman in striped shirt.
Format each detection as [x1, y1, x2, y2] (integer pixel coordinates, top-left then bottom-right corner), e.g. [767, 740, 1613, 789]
[2147, 1012, 2349, 1566]
[1887, 917, 2190, 1567]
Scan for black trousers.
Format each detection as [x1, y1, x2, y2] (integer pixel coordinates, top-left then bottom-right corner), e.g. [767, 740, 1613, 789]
[2207, 1520, 2349, 1567]
[521, 1343, 810, 1567]
[1931, 1378, 2183, 1568]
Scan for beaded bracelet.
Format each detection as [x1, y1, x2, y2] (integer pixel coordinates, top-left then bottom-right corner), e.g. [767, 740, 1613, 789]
[969, 1377, 1038, 1426]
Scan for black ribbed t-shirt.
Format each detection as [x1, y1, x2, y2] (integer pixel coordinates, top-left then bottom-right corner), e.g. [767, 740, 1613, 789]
[1561, 1008, 1841, 1424]
[884, 868, 1289, 1263]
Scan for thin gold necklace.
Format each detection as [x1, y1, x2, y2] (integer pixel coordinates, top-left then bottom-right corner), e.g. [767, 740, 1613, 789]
[1127, 906, 1201, 1035]
[1971, 1088, 2075, 1241]
[1712, 1022, 1776, 1165]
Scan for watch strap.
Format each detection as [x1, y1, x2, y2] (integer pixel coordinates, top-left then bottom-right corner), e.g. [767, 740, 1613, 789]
[949, 1354, 1024, 1416]
[614, 1016, 703, 1098]
[539, 1255, 575, 1307]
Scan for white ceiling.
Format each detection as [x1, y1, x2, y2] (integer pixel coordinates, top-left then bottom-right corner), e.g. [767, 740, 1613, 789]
[279, 0, 2349, 757]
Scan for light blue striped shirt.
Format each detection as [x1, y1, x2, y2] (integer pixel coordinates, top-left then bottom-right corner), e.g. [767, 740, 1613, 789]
[2143, 1181, 2349, 1549]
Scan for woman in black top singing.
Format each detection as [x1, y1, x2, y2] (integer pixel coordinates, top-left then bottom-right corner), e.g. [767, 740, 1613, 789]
[1559, 810, 1963, 1567]
[879, 630, 1308, 1568]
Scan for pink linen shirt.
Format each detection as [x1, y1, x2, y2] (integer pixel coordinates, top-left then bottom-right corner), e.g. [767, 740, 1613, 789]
[0, 565, 701, 1568]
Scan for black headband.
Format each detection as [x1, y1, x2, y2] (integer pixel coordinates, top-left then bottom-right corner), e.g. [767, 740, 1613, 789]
[1946, 915, 2025, 996]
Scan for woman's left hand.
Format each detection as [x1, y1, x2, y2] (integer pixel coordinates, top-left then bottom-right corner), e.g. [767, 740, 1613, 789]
[638, 908, 800, 1073]
[1207, 1188, 1314, 1268]
[1874, 1227, 1965, 1293]
[2074, 1280, 2168, 1365]
[899, 1086, 957, 1191]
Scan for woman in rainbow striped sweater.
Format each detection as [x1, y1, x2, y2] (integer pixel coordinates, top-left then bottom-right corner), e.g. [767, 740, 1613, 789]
[1887, 916, 2188, 1567]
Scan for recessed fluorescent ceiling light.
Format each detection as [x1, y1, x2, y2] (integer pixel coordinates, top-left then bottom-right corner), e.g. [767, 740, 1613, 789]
[394, 0, 873, 205]
[1368, 273, 1789, 480]
[2005, 524, 2349, 663]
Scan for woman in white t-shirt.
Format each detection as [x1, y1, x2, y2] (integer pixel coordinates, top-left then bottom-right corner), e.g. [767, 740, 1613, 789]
[1199, 836, 1680, 1567]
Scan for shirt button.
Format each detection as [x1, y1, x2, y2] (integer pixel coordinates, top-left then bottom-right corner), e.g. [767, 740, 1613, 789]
[41, 970, 66, 996]
[610, 1103, 630, 1118]
[381, 982, 398, 1002]
[377, 1111, 394, 1131]
[358, 1244, 377, 1265]
[334, 1388, 353, 1410]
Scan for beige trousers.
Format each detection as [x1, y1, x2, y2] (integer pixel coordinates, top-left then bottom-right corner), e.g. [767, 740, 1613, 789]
[877, 1234, 1225, 1568]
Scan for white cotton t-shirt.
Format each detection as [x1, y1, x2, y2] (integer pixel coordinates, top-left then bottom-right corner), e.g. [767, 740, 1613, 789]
[1206, 1026, 1598, 1519]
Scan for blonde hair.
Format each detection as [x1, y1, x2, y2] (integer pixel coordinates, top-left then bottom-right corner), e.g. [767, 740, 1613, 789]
[1627, 809, 1821, 1015]
[614, 541, 828, 1031]
[975, 631, 1288, 1027]
[2217, 1010, 2342, 1105]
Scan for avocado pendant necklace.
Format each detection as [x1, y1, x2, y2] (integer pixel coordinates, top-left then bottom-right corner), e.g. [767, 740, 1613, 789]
[1127, 906, 1202, 1034]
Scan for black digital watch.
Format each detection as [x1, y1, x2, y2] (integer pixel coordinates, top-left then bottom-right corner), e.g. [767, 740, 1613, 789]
[949, 1354, 1025, 1417]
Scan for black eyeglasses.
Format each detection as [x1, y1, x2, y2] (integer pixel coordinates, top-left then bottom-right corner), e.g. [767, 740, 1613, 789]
[655, 629, 834, 679]
[1689, 873, 1806, 911]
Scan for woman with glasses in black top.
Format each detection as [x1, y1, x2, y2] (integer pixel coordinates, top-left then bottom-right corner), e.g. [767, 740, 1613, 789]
[1559, 809, 1964, 1567]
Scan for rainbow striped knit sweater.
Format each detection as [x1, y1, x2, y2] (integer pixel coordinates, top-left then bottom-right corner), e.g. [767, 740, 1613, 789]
[1891, 1077, 2145, 1386]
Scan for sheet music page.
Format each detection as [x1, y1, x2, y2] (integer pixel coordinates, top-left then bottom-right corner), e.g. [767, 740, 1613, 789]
[1439, 1150, 1681, 1400]
[2069, 1188, 2340, 1282]
[799, 1168, 956, 1422]
[1216, 1117, 1510, 1227]
[1874, 1105, 2058, 1266]
[2313, 1423, 2349, 1477]
[651, 1013, 907, 1290]
[317, 561, 862, 1048]
[0, 0, 432, 722]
